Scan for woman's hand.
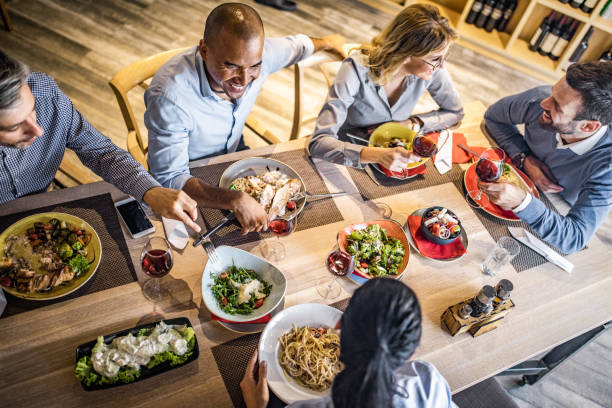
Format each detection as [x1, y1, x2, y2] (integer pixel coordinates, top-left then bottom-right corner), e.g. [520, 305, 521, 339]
[360, 147, 421, 172]
[240, 349, 269, 408]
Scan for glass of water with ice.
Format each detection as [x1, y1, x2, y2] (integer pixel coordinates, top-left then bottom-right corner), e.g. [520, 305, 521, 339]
[481, 237, 521, 276]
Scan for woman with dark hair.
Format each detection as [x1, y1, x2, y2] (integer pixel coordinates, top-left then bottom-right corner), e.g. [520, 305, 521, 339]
[241, 278, 456, 408]
[308, 4, 464, 173]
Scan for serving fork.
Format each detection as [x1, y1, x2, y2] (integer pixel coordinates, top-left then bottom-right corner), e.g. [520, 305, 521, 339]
[202, 239, 219, 266]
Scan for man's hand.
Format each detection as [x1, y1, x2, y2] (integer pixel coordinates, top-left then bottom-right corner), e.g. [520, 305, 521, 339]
[523, 156, 564, 193]
[230, 192, 269, 235]
[240, 350, 269, 408]
[311, 34, 346, 59]
[478, 181, 527, 210]
[142, 187, 201, 232]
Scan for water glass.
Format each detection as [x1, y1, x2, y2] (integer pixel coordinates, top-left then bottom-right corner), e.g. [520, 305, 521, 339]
[481, 237, 520, 276]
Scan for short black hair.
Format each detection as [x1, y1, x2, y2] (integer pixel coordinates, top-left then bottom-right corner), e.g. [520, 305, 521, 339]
[203, 3, 264, 43]
[566, 61, 612, 125]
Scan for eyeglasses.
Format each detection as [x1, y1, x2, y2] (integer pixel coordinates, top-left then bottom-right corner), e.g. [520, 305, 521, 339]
[421, 53, 448, 71]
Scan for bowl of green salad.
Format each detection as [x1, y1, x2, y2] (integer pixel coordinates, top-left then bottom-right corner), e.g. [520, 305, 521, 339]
[337, 220, 410, 279]
[201, 245, 287, 323]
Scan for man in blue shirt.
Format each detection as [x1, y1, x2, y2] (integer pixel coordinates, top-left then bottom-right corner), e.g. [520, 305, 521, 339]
[144, 3, 344, 234]
[480, 61, 612, 254]
[0, 51, 201, 233]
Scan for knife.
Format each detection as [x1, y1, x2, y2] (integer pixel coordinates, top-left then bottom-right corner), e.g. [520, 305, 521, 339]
[364, 164, 381, 186]
[507, 227, 574, 273]
[193, 213, 236, 247]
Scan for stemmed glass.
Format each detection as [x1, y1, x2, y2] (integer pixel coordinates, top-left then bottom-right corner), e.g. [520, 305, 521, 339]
[261, 211, 298, 262]
[316, 249, 354, 300]
[140, 236, 173, 301]
[411, 134, 438, 157]
[467, 147, 505, 208]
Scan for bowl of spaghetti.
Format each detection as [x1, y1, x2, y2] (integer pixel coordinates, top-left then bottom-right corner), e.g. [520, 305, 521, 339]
[258, 303, 343, 403]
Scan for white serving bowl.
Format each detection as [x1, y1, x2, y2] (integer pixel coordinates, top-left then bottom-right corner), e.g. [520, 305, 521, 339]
[201, 245, 287, 323]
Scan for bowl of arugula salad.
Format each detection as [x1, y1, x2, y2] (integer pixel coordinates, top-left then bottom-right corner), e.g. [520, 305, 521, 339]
[201, 246, 287, 323]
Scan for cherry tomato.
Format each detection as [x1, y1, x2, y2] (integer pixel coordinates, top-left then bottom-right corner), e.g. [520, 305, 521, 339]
[360, 262, 369, 269]
[254, 298, 264, 308]
[286, 200, 297, 211]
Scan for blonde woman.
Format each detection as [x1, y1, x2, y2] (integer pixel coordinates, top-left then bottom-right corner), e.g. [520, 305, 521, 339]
[308, 4, 464, 172]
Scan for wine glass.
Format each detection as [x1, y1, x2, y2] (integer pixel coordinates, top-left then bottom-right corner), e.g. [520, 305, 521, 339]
[316, 249, 354, 300]
[476, 147, 505, 182]
[140, 237, 173, 301]
[469, 147, 505, 207]
[260, 211, 298, 262]
[411, 134, 438, 157]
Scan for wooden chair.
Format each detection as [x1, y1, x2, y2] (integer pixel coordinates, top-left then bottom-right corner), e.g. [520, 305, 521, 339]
[287, 43, 359, 140]
[109, 48, 190, 170]
[0, 0, 12, 32]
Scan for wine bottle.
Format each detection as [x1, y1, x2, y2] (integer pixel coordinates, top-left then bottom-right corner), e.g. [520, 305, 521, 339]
[550, 20, 578, 61]
[568, 27, 594, 62]
[601, 0, 612, 18]
[570, 0, 585, 9]
[486, 0, 506, 32]
[496, 0, 517, 31]
[529, 12, 555, 52]
[539, 15, 566, 56]
[466, 0, 485, 24]
[476, 0, 497, 28]
[581, 0, 599, 13]
[599, 47, 612, 61]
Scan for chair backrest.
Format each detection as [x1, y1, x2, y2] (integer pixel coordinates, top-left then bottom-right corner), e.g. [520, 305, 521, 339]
[109, 47, 190, 169]
[290, 43, 360, 140]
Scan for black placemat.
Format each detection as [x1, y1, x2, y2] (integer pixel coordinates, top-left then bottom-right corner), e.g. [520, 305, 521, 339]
[347, 160, 465, 201]
[190, 149, 344, 247]
[0, 193, 137, 317]
[211, 298, 350, 408]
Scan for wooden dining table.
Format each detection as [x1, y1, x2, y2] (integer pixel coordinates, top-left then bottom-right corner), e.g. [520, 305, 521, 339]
[1, 101, 611, 408]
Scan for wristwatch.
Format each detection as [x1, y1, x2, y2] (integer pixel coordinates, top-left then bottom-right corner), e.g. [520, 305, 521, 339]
[512, 152, 527, 169]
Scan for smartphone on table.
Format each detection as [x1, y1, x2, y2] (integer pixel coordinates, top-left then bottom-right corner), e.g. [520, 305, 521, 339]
[114, 197, 156, 239]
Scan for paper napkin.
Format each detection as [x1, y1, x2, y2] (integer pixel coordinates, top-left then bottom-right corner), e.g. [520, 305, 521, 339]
[162, 216, 189, 250]
[434, 130, 453, 175]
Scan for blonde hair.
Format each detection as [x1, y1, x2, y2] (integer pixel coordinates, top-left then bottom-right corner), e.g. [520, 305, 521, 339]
[358, 4, 457, 84]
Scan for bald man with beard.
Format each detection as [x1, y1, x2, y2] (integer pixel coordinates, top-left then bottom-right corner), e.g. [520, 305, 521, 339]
[144, 2, 344, 234]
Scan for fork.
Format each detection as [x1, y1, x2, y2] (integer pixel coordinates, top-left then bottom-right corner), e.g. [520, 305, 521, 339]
[202, 239, 219, 266]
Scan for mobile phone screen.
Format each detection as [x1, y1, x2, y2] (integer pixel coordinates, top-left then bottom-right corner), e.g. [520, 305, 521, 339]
[116, 200, 153, 234]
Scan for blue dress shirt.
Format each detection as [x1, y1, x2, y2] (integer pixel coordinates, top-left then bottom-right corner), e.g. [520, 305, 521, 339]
[0, 72, 159, 204]
[485, 86, 612, 254]
[144, 36, 314, 189]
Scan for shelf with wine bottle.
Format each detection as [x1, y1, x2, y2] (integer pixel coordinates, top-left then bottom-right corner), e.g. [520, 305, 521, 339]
[358, 0, 612, 82]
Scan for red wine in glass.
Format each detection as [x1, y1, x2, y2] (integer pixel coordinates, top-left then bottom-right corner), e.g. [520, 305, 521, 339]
[269, 218, 295, 237]
[326, 251, 354, 277]
[475, 147, 506, 182]
[412, 136, 438, 157]
[142, 249, 173, 278]
[476, 159, 502, 182]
